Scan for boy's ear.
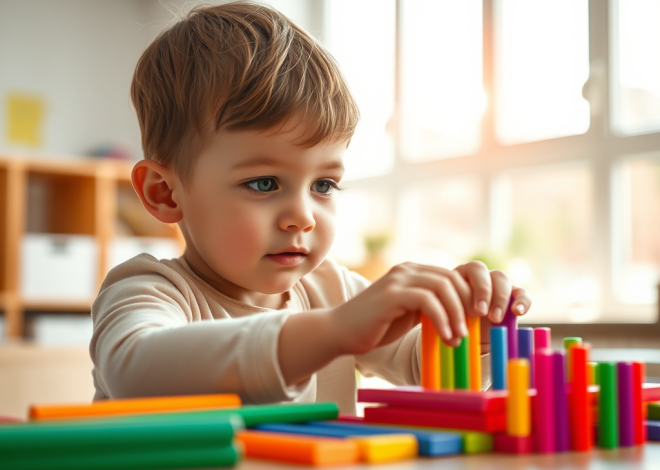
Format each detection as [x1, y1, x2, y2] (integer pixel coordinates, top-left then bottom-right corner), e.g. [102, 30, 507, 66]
[131, 160, 183, 224]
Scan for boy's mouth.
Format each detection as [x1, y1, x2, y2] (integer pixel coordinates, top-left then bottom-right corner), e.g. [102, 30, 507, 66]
[266, 248, 308, 267]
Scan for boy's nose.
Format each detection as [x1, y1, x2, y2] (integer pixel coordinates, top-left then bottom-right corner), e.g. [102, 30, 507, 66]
[278, 197, 316, 232]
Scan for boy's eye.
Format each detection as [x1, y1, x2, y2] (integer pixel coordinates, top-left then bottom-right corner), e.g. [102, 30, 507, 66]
[247, 178, 278, 192]
[312, 180, 337, 194]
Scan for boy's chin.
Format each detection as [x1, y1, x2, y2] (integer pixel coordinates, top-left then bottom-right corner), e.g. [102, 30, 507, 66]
[254, 274, 304, 295]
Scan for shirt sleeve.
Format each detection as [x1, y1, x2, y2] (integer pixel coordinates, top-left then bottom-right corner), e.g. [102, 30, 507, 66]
[90, 257, 310, 403]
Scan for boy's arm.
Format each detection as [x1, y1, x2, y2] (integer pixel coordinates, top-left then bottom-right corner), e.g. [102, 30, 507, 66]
[280, 262, 529, 388]
[278, 262, 473, 386]
[91, 263, 310, 403]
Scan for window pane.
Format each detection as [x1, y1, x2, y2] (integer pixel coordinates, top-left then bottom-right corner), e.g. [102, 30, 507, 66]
[330, 189, 394, 280]
[615, 157, 660, 304]
[493, 164, 596, 322]
[611, 0, 660, 135]
[325, 0, 395, 180]
[401, 0, 484, 162]
[496, 0, 590, 144]
[393, 177, 485, 268]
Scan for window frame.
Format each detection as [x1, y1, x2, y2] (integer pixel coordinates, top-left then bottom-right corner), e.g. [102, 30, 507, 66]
[323, 0, 660, 325]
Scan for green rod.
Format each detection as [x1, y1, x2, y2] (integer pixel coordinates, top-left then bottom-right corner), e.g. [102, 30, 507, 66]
[649, 403, 660, 420]
[91, 402, 339, 428]
[454, 336, 470, 389]
[597, 362, 618, 449]
[5, 442, 242, 470]
[0, 414, 242, 456]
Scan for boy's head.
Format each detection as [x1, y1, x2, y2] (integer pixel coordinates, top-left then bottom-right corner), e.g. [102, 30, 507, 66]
[130, 2, 359, 306]
[131, 0, 358, 183]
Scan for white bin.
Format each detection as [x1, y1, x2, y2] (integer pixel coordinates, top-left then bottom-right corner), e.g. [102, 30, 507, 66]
[108, 237, 181, 271]
[21, 234, 98, 301]
[32, 314, 94, 346]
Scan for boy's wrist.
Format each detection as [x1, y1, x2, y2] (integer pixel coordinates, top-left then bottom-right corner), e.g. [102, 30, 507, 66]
[316, 308, 345, 358]
[278, 309, 343, 386]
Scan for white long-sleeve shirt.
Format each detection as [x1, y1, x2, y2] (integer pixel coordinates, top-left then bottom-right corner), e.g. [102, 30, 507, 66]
[90, 254, 424, 415]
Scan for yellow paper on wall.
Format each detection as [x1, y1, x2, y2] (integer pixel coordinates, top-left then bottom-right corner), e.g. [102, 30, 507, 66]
[5, 93, 45, 146]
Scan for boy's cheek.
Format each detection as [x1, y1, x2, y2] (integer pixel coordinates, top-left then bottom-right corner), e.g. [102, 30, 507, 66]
[212, 217, 266, 260]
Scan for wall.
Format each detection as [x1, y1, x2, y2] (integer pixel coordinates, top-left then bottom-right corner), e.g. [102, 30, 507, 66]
[0, 0, 321, 161]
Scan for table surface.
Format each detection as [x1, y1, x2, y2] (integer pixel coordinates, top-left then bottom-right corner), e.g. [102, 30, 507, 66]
[237, 443, 660, 470]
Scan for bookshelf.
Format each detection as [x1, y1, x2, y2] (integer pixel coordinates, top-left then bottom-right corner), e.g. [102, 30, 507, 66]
[0, 157, 183, 339]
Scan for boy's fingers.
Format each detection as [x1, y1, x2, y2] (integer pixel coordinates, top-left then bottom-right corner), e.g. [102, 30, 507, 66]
[397, 271, 469, 337]
[433, 278, 468, 338]
[402, 288, 452, 342]
[454, 261, 492, 317]
[410, 263, 473, 320]
[487, 270, 512, 324]
[511, 287, 531, 316]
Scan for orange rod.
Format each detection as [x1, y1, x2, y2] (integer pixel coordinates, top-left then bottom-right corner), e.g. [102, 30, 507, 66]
[467, 315, 481, 391]
[236, 430, 359, 466]
[30, 394, 241, 421]
[421, 316, 441, 390]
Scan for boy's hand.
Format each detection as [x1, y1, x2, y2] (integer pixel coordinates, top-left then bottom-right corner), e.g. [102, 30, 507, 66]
[278, 260, 531, 386]
[454, 261, 531, 323]
[454, 261, 532, 354]
[330, 262, 474, 354]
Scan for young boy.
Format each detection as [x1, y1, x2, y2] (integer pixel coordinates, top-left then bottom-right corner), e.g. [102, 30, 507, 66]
[90, 1, 531, 414]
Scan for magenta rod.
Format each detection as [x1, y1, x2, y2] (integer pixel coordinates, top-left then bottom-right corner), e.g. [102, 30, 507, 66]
[553, 350, 570, 452]
[535, 349, 555, 453]
[618, 362, 634, 447]
[534, 328, 551, 350]
[501, 299, 518, 359]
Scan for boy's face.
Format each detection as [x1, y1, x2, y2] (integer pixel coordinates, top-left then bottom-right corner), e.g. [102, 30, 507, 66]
[175, 122, 347, 307]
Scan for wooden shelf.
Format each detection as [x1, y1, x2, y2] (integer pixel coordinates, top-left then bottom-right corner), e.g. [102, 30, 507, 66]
[20, 299, 94, 313]
[0, 156, 183, 338]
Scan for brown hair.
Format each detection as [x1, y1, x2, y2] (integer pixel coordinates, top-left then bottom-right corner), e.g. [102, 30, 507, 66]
[131, 1, 359, 182]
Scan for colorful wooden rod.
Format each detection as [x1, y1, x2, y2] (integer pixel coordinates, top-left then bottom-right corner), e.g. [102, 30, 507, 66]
[500, 301, 518, 359]
[29, 393, 241, 421]
[618, 362, 634, 447]
[441, 340, 455, 390]
[104, 403, 339, 428]
[598, 362, 619, 449]
[534, 349, 555, 453]
[632, 361, 645, 445]
[517, 328, 534, 388]
[506, 358, 530, 437]
[564, 337, 582, 381]
[552, 350, 570, 452]
[533, 327, 551, 350]
[569, 344, 591, 451]
[490, 327, 508, 390]
[467, 315, 481, 391]
[454, 336, 470, 390]
[421, 316, 441, 390]
[237, 430, 359, 466]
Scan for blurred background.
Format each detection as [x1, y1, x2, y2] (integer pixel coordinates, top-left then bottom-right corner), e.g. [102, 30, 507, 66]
[0, 0, 659, 418]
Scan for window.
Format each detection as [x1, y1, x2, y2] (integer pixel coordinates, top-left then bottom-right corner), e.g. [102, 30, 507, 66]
[614, 155, 660, 313]
[395, 176, 484, 267]
[400, 0, 484, 161]
[611, 0, 660, 136]
[324, 0, 396, 180]
[497, 163, 596, 322]
[495, 0, 590, 144]
[325, 0, 660, 323]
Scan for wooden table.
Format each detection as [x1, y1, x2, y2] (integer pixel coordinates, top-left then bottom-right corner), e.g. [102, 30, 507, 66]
[237, 443, 660, 469]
